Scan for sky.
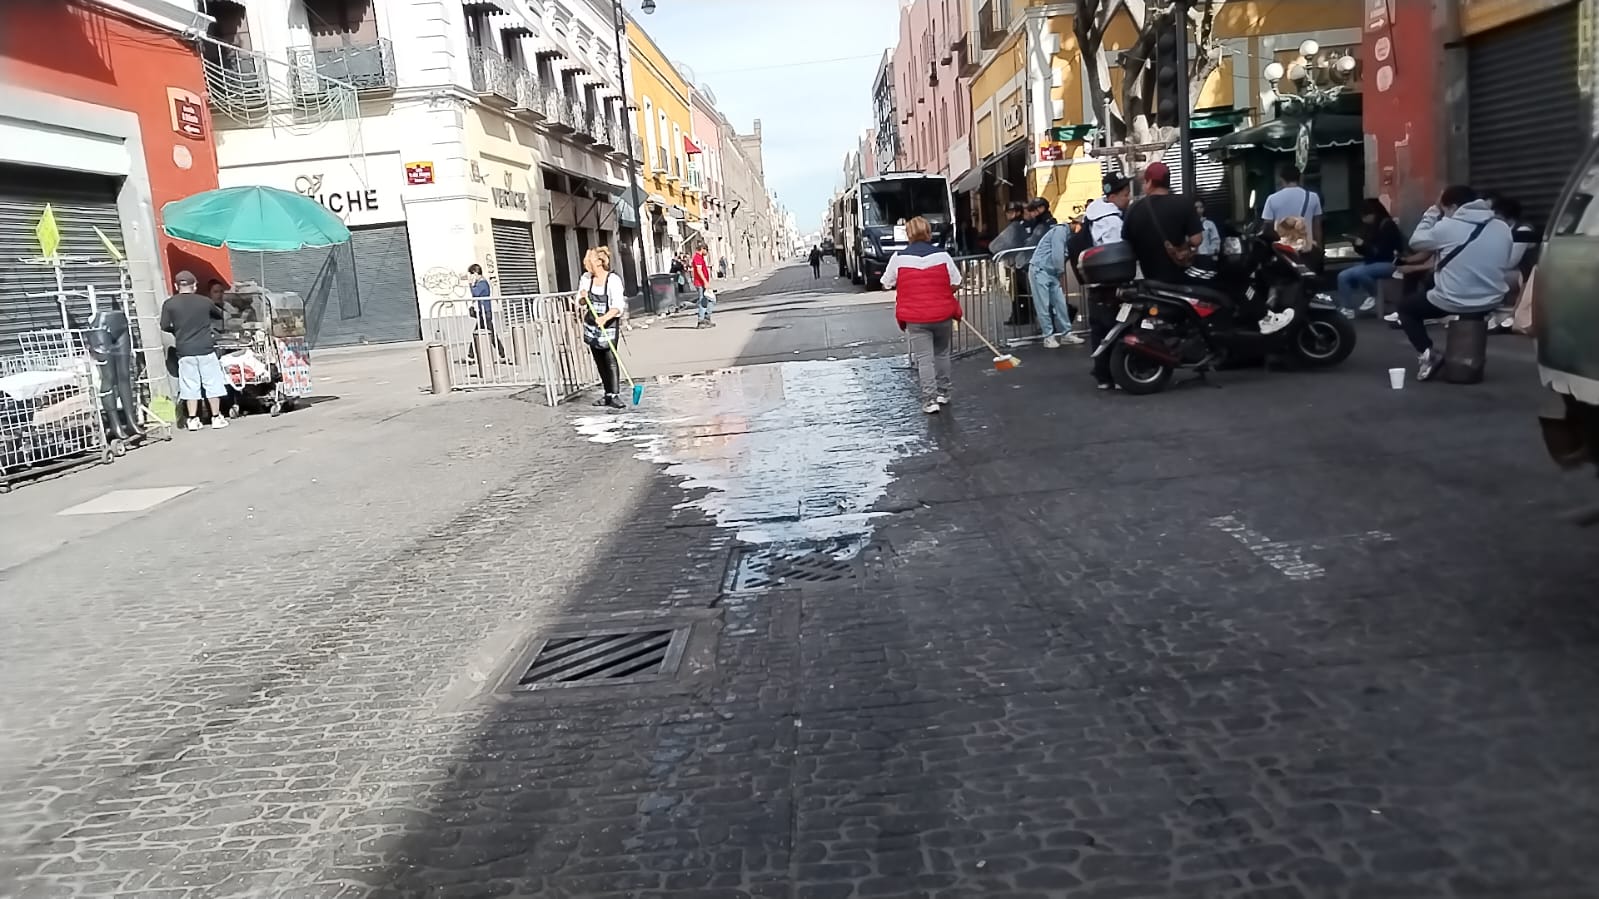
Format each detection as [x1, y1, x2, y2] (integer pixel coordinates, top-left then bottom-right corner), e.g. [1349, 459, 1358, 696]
[621, 0, 903, 234]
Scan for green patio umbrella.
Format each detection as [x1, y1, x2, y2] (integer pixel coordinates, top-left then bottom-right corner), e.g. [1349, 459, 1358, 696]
[161, 185, 351, 251]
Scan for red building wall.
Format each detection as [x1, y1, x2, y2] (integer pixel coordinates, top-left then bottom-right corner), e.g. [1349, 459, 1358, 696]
[1362, 0, 1444, 225]
[1, 0, 230, 285]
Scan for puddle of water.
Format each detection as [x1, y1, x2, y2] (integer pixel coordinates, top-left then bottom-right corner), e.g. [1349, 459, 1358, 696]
[573, 358, 925, 554]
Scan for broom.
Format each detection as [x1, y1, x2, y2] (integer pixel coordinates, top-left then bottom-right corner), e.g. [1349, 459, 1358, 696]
[954, 321, 1020, 371]
[581, 293, 644, 405]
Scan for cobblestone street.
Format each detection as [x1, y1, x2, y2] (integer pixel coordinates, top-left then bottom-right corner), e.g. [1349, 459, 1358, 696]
[3, 265, 1598, 898]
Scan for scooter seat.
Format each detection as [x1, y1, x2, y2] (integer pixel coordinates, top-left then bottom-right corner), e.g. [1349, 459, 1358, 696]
[1142, 280, 1234, 306]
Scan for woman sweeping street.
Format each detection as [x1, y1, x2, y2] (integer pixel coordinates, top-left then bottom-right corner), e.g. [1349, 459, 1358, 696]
[577, 247, 627, 409]
[881, 215, 963, 414]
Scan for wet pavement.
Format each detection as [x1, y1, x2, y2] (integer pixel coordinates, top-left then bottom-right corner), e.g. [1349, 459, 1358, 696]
[3, 264, 1599, 898]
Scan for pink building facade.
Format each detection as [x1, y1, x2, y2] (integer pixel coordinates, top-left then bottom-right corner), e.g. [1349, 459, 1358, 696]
[890, 0, 969, 176]
[690, 94, 730, 266]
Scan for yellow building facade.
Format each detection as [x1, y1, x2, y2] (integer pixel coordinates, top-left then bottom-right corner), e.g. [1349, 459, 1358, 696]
[965, 0, 1363, 224]
[627, 19, 702, 267]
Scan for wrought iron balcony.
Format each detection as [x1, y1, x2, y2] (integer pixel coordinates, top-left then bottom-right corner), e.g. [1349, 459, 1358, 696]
[541, 87, 575, 133]
[511, 71, 546, 121]
[652, 146, 670, 174]
[468, 45, 518, 105]
[568, 101, 596, 144]
[288, 38, 396, 93]
[592, 116, 616, 151]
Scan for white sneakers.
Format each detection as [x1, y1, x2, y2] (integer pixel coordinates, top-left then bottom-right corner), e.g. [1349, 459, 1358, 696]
[1358, 297, 1377, 313]
[1258, 308, 1296, 335]
[922, 401, 941, 414]
[1042, 335, 1061, 349]
[1417, 349, 1445, 381]
[1060, 333, 1086, 346]
[186, 416, 230, 431]
[185, 418, 200, 432]
[1042, 333, 1085, 349]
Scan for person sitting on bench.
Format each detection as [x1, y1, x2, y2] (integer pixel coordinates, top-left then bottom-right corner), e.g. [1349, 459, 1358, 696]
[1397, 185, 1514, 381]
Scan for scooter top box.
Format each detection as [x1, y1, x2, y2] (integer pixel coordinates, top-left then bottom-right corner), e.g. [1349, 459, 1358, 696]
[1079, 241, 1137, 284]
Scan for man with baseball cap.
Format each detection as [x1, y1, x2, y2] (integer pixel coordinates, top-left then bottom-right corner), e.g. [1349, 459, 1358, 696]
[159, 270, 229, 430]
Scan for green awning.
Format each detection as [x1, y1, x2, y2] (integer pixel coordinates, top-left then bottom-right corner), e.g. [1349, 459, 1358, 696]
[1189, 107, 1248, 131]
[1206, 113, 1364, 156]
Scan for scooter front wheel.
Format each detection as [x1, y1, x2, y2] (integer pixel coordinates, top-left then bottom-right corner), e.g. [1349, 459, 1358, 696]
[1109, 342, 1174, 395]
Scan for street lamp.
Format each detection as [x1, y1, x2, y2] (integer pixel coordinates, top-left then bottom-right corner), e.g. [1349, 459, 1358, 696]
[611, 0, 655, 306]
[1262, 39, 1359, 169]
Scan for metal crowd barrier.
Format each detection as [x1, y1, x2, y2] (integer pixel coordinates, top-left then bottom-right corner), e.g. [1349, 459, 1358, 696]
[422, 292, 599, 406]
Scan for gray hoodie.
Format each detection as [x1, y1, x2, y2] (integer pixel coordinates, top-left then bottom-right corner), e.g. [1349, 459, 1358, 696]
[1408, 198, 1514, 313]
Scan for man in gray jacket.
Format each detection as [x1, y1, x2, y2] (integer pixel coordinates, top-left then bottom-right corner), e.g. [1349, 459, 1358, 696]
[1398, 185, 1513, 381]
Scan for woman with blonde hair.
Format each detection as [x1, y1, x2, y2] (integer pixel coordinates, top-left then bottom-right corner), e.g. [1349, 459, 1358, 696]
[577, 246, 627, 408]
[881, 215, 963, 414]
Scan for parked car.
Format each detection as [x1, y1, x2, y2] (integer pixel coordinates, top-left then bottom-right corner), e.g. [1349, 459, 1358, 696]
[1534, 137, 1599, 487]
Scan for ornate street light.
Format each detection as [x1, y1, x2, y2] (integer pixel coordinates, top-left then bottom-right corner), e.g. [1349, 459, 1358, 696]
[1262, 39, 1359, 169]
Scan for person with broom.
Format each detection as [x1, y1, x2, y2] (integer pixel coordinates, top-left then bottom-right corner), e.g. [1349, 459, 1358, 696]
[577, 247, 627, 409]
[881, 215, 963, 415]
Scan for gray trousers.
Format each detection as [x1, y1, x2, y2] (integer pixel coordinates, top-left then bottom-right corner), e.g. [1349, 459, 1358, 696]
[905, 320, 953, 401]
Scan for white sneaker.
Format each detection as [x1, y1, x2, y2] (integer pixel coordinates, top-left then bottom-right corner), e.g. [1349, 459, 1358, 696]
[922, 401, 941, 414]
[185, 418, 201, 432]
[1042, 335, 1061, 349]
[1417, 349, 1444, 381]
[1258, 308, 1296, 335]
[211, 417, 230, 430]
[934, 395, 949, 405]
[1358, 297, 1377, 313]
[1061, 333, 1086, 346]
[1384, 311, 1400, 324]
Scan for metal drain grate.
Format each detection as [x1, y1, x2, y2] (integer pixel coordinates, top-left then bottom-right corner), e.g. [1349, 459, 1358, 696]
[724, 544, 861, 594]
[517, 629, 677, 688]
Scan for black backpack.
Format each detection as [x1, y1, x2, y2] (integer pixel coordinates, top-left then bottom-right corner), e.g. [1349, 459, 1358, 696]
[1067, 210, 1120, 268]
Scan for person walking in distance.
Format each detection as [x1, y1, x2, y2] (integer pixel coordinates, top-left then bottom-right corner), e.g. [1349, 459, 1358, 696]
[691, 246, 715, 328]
[882, 216, 962, 414]
[160, 270, 228, 431]
[465, 263, 507, 363]
[808, 244, 823, 279]
[577, 247, 627, 409]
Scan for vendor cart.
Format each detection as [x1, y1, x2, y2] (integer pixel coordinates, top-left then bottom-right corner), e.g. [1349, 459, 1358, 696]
[214, 281, 312, 417]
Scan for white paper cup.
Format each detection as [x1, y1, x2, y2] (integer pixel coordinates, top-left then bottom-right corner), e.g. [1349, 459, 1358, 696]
[1388, 367, 1405, 390]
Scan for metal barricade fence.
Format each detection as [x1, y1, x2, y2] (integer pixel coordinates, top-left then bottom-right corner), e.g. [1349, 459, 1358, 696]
[422, 293, 600, 406]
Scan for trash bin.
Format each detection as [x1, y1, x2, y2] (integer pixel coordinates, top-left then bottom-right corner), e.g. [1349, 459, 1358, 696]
[647, 274, 677, 314]
[1442, 314, 1489, 384]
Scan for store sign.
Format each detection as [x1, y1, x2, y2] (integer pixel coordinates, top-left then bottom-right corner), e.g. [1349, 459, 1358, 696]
[166, 87, 205, 140]
[1038, 143, 1065, 162]
[295, 173, 380, 217]
[405, 161, 435, 185]
[492, 170, 529, 211]
[1001, 100, 1025, 137]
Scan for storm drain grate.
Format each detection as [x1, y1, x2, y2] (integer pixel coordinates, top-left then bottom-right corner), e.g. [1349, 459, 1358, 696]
[516, 629, 680, 688]
[724, 544, 862, 594]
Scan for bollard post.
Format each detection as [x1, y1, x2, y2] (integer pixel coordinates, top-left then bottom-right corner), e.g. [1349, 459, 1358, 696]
[509, 324, 531, 369]
[473, 330, 496, 380]
[425, 342, 451, 395]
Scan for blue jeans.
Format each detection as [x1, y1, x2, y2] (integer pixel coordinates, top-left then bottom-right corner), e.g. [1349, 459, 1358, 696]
[1028, 267, 1072, 338]
[1336, 261, 1395, 310]
[697, 287, 714, 322]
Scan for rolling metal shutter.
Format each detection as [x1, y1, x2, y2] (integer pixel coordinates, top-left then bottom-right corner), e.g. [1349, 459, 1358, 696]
[491, 219, 540, 295]
[0, 165, 131, 347]
[229, 223, 420, 348]
[1468, 5, 1582, 228]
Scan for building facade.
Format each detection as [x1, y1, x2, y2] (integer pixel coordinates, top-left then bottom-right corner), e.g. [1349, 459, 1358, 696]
[871, 52, 900, 176]
[720, 119, 775, 274]
[627, 17, 702, 275]
[1, 0, 228, 381]
[690, 88, 730, 272]
[952, 0, 1362, 243]
[1365, 0, 1595, 229]
[202, 0, 635, 347]
[892, 0, 968, 177]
